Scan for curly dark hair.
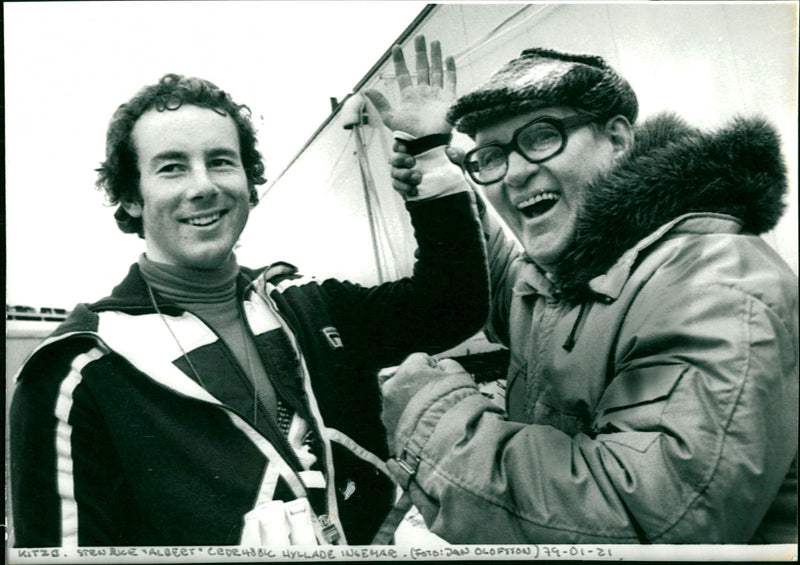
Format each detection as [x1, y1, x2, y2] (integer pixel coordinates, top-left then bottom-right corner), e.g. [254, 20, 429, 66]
[96, 73, 267, 237]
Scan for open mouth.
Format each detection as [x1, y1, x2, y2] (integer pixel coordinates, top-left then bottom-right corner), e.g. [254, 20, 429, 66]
[182, 211, 226, 227]
[517, 192, 560, 219]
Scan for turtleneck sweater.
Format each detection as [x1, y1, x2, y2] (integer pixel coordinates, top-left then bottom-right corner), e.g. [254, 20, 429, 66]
[138, 254, 278, 420]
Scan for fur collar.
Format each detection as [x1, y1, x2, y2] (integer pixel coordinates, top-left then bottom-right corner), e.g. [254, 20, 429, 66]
[553, 112, 789, 302]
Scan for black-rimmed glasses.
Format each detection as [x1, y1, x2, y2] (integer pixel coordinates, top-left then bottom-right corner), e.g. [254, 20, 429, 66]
[463, 114, 598, 185]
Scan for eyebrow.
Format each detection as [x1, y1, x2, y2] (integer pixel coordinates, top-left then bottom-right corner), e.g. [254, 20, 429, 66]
[206, 148, 241, 161]
[148, 147, 241, 170]
[150, 150, 188, 166]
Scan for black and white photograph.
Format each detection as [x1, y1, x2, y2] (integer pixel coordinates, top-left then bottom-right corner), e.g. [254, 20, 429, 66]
[5, 2, 798, 562]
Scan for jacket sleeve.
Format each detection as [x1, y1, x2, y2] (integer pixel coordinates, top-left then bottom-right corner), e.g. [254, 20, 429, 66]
[388, 279, 799, 543]
[322, 189, 490, 368]
[10, 341, 131, 547]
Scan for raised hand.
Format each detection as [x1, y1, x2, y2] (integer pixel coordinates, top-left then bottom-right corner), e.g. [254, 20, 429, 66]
[364, 35, 456, 138]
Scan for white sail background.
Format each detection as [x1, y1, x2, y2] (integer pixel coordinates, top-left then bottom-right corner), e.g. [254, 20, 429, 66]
[239, 3, 798, 286]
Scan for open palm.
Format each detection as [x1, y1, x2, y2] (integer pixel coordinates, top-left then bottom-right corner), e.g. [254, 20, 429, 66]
[365, 35, 456, 137]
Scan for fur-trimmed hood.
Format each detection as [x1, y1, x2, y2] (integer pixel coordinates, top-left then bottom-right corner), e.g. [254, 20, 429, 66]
[553, 112, 789, 302]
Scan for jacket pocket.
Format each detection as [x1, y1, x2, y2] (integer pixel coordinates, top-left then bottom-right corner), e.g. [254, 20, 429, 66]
[594, 364, 687, 435]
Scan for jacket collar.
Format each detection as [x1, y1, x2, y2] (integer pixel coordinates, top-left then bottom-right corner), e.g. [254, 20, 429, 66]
[89, 263, 268, 314]
[586, 213, 743, 300]
[53, 260, 297, 339]
[512, 261, 556, 298]
[514, 212, 744, 300]
[547, 112, 788, 303]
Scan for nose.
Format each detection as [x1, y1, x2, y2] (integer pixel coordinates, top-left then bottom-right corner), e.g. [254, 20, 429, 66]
[504, 150, 539, 190]
[185, 166, 220, 200]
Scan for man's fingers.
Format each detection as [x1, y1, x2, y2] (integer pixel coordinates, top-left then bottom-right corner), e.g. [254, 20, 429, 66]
[391, 168, 421, 185]
[430, 41, 444, 88]
[363, 90, 391, 117]
[392, 140, 409, 154]
[390, 146, 419, 197]
[392, 180, 419, 199]
[390, 152, 416, 169]
[445, 56, 457, 97]
[415, 35, 430, 86]
[377, 39, 454, 136]
[445, 146, 466, 167]
[392, 45, 412, 91]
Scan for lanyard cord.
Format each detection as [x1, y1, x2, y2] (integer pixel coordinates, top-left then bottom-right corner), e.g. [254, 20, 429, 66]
[146, 281, 210, 391]
[146, 281, 263, 426]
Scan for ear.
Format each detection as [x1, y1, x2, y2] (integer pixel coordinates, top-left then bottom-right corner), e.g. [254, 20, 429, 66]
[121, 199, 143, 218]
[603, 115, 634, 158]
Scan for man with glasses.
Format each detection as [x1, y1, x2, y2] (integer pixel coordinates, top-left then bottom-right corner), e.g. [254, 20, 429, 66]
[369, 43, 798, 543]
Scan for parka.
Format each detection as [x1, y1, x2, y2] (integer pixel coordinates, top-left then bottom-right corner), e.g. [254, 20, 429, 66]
[387, 114, 798, 543]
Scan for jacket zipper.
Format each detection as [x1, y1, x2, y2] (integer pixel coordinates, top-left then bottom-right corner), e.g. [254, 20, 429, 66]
[251, 284, 342, 543]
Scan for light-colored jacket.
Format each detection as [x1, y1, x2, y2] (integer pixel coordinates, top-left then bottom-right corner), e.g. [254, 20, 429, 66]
[388, 114, 798, 543]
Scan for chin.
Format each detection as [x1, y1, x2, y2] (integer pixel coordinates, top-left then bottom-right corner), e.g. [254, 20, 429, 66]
[523, 226, 573, 265]
[523, 243, 564, 271]
[185, 249, 233, 270]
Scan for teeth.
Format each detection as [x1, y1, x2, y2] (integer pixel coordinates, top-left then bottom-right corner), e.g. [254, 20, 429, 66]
[517, 192, 559, 210]
[186, 212, 221, 226]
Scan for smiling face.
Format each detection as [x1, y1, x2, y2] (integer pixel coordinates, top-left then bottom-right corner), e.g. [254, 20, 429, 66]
[122, 104, 251, 270]
[476, 106, 626, 272]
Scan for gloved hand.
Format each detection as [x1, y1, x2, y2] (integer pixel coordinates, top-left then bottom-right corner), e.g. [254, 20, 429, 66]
[379, 352, 470, 454]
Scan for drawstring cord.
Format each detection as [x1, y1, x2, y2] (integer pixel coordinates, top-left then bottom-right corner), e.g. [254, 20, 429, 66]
[562, 302, 591, 352]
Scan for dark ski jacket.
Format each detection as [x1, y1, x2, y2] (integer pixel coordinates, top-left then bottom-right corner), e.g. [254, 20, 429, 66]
[10, 192, 489, 547]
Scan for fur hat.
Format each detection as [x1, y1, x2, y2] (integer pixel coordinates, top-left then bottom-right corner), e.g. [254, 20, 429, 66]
[447, 48, 638, 137]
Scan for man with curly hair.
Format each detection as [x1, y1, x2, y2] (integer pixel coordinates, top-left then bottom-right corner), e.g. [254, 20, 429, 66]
[9, 69, 488, 546]
[373, 42, 798, 543]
